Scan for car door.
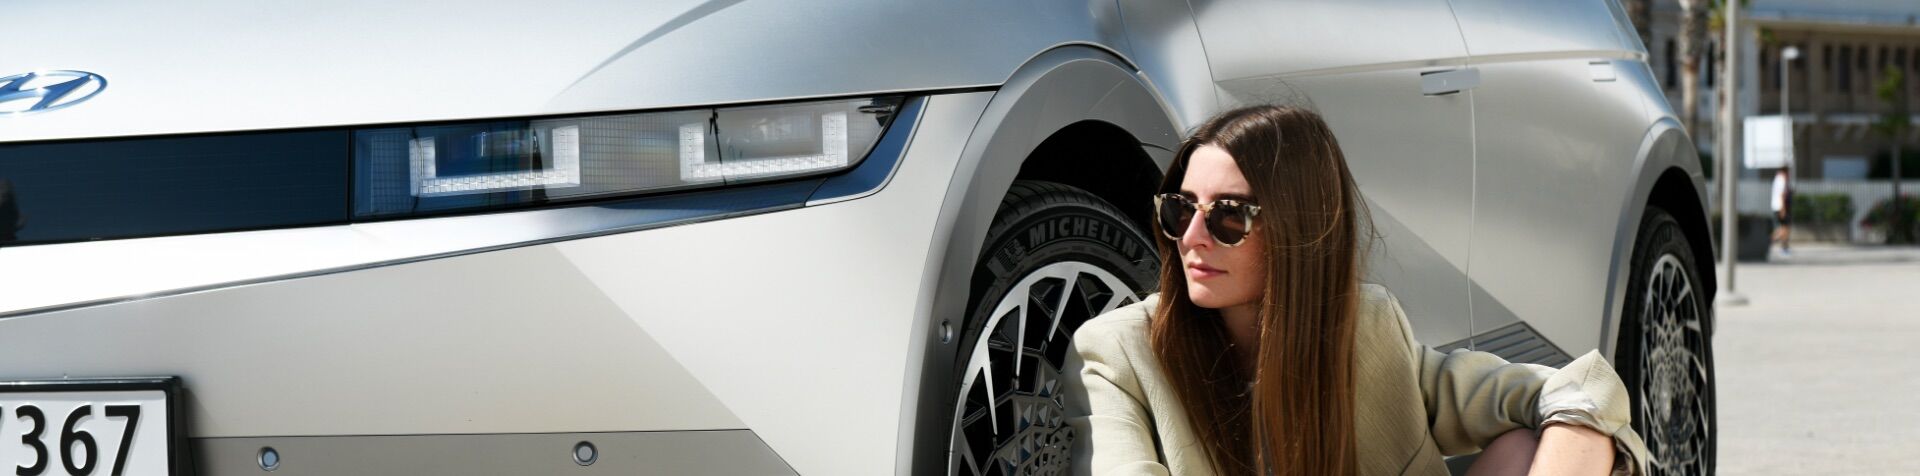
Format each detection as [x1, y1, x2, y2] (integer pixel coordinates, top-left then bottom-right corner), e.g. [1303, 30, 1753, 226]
[1189, 0, 1477, 346]
[1450, 0, 1650, 359]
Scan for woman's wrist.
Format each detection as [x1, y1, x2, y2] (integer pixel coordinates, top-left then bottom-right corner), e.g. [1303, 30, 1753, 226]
[1528, 423, 1617, 476]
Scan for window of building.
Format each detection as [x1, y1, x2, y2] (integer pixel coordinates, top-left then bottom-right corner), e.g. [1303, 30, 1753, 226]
[1824, 45, 1835, 92]
[1762, 47, 1774, 89]
[1839, 45, 1852, 93]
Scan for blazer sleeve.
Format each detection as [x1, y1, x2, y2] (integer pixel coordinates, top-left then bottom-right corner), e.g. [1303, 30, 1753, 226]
[1373, 291, 1651, 475]
[1062, 320, 1173, 476]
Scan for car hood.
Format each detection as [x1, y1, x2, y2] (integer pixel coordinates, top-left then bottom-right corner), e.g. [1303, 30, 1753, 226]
[1, 0, 1114, 142]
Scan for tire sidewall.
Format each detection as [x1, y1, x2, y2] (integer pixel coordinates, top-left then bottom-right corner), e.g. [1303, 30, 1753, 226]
[963, 184, 1159, 347]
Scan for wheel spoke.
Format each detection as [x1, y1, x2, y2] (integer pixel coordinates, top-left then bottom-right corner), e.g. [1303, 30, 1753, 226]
[950, 261, 1141, 476]
[1101, 294, 1134, 314]
[982, 356, 1000, 437]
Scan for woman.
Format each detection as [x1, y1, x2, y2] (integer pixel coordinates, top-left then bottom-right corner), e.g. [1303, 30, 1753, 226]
[1062, 105, 1649, 475]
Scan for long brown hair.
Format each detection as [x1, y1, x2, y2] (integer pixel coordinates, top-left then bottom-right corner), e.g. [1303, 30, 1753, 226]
[1148, 105, 1372, 475]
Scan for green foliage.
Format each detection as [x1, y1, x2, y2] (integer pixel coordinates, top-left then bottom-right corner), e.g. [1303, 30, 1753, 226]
[1862, 195, 1920, 243]
[1790, 193, 1853, 224]
[1862, 195, 1920, 226]
[1875, 68, 1911, 139]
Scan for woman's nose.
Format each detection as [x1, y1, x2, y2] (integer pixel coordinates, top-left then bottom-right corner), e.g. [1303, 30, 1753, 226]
[1179, 210, 1211, 250]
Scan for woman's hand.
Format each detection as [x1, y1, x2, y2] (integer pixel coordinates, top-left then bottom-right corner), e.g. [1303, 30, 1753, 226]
[1528, 423, 1616, 476]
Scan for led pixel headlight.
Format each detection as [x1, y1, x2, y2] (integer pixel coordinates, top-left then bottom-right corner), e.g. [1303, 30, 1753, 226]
[411, 126, 582, 197]
[683, 102, 853, 181]
[353, 97, 898, 219]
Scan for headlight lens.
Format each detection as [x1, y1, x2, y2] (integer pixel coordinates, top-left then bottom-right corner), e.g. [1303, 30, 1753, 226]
[353, 96, 899, 219]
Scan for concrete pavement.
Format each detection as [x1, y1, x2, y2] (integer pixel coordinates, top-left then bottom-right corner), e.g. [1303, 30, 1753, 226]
[1714, 244, 1920, 474]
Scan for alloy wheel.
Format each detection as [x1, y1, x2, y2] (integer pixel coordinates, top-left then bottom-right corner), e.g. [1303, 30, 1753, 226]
[1639, 253, 1712, 475]
[949, 261, 1140, 476]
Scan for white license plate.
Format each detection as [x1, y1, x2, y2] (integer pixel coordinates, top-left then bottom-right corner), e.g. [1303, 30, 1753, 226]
[0, 379, 179, 476]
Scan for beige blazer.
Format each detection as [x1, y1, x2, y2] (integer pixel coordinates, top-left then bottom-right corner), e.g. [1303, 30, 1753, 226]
[1061, 284, 1650, 476]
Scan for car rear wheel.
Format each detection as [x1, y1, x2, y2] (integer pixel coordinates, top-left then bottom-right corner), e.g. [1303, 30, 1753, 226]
[948, 180, 1158, 476]
[1615, 207, 1717, 476]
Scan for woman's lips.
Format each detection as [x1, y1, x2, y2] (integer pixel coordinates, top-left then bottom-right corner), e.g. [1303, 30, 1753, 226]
[1186, 263, 1227, 280]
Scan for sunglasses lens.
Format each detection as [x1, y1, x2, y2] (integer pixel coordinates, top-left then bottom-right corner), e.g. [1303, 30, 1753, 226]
[1156, 195, 1194, 240]
[1207, 203, 1252, 245]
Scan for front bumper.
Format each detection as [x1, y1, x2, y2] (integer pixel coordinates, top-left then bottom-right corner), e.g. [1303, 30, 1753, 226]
[0, 92, 996, 475]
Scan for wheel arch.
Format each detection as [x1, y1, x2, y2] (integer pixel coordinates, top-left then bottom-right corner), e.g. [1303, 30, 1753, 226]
[1016, 120, 1169, 238]
[896, 45, 1181, 474]
[1599, 118, 1715, 361]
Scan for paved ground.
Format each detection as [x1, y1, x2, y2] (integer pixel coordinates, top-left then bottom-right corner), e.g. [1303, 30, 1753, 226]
[1714, 243, 1920, 474]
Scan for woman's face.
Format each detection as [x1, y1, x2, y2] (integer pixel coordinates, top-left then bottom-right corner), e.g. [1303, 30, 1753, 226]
[1177, 145, 1266, 310]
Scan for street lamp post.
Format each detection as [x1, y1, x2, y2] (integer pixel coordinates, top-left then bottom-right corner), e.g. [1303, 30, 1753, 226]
[1718, 2, 1748, 306]
[1783, 46, 1797, 156]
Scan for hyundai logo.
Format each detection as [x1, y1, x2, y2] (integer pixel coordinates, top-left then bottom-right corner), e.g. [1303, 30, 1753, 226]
[0, 70, 107, 116]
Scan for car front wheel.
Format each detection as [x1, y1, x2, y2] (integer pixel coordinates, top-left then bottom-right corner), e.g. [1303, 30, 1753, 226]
[1615, 206, 1717, 476]
[947, 181, 1158, 476]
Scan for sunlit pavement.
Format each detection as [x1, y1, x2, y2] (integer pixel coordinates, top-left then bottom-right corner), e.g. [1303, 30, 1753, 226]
[1714, 243, 1920, 474]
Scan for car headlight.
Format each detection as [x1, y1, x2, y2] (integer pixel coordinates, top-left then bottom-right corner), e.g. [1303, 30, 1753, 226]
[0, 96, 908, 246]
[353, 96, 901, 219]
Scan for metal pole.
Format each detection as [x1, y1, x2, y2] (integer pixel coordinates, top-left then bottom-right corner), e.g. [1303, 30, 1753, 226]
[1783, 47, 1793, 169]
[1892, 58, 1908, 243]
[1718, 2, 1748, 306]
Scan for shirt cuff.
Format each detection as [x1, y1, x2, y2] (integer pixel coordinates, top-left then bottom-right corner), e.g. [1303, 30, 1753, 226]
[1534, 350, 1651, 475]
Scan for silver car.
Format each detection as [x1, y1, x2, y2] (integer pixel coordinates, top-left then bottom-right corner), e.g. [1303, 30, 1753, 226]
[0, 0, 1713, 475]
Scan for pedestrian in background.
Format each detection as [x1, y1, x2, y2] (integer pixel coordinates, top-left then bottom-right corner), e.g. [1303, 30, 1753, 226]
[1771, 166, 1792, 258]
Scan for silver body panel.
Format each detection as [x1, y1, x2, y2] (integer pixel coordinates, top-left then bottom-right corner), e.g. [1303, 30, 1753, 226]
[0, 0, 1706, 473]
[0, 0, 1124, 143]
[1465, 55, 1652, 354]
[1201, 0, 1480, 348]
[1450, 0, 1692, 354]
[1193, 0, 1476, 79]
[1115, 0, 1222, 130]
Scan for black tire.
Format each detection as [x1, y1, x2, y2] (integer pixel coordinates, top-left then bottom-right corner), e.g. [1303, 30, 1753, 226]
[1614, 207, 1717, 476]
[949, 180, 1159, 476]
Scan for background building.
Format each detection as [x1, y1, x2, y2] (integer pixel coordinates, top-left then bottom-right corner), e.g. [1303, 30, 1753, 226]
[1646, 0, 1920, 240]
